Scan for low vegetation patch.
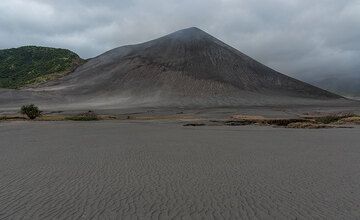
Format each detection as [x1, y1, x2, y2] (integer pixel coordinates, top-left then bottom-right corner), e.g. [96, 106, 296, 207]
[224, 114, 358, 129]
[286, 122, 331, 129]
[313, 113, 356, 124]
[224, 120, 256, 126]
[65, 111, 99, 121]
[262, 119, 308, 126]
[37, 115, 67, 121]
[0, 115, 27, 121]
[225, 118, 308, 127]
[338, 116, 360, 125]
[1, 111, 117, 122]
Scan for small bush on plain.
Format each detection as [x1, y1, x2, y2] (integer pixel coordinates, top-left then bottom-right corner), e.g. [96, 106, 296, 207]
[20, 104, 41, 119]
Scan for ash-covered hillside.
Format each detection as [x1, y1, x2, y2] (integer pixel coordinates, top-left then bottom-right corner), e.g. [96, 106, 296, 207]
[0, 28, 347, 109]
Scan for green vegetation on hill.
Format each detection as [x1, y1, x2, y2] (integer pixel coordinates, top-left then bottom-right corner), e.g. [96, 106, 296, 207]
[0, 46, 84, 89]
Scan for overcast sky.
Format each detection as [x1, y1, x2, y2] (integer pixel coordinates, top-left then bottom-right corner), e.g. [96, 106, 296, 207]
[0, 0, 359, 80]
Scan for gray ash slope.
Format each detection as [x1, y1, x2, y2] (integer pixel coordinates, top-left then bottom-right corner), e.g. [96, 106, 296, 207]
[1, 27, 347, 109]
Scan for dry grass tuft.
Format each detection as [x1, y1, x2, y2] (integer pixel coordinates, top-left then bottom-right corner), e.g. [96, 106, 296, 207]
[37, 115, 67, 121]
[338, 116, 360, 125]
[287, 122, 331, 129]
[262, 119, 308, 126]
[65, 111, 99, 121]
[303, 112, 357, 124]
[314, 114, 353, 124]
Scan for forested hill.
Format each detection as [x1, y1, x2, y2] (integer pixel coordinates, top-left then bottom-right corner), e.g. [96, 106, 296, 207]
[0, 46, 84, 89]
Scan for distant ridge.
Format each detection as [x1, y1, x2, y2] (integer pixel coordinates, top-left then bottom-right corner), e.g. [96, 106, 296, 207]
[313, 76, 360, 99]
[0, 27, 346, 109]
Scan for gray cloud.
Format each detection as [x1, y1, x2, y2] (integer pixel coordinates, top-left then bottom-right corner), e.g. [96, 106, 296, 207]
[0, 0, 359, 80]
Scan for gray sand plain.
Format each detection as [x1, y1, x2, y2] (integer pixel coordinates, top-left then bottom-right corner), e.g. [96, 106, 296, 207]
[0, 121, 359, 219]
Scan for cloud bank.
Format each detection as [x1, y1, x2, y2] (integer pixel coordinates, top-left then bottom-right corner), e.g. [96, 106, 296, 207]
[0, 0, 359, 79]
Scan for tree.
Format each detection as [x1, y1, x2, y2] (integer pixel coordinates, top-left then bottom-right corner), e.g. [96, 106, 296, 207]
[20, 104, 41, 119]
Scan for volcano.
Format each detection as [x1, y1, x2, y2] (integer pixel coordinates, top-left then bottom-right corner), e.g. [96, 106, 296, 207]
[0, 27, 345, 110]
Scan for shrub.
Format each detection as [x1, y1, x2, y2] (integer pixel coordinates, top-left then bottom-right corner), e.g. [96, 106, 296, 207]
[66, 111, 98, 121]
[20, 104, 41, 119]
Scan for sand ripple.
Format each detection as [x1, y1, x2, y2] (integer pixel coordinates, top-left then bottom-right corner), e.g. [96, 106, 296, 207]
[0, 122, 359, 219]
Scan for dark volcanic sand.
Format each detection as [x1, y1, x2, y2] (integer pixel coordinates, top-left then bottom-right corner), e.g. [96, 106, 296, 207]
[0, 121, 359, 219]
